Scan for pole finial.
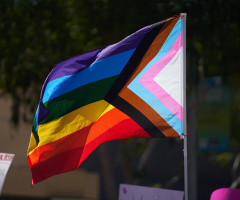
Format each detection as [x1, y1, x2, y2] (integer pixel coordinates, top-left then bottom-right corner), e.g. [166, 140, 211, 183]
[180, 13, 187, 20]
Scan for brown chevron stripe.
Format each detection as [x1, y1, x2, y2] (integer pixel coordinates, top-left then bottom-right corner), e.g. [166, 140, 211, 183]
[118, 15, 180, 138]
[118, 88, 179, 137]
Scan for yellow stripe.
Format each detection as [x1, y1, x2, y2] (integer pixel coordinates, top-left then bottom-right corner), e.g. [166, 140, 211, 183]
[97, 104, 114, 120]
[36, 100, 109, 148]
[27, 132, 38, 155]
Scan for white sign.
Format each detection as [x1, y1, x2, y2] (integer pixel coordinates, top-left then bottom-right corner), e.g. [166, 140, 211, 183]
[119, 184, 184, 200]
[0, 153, 14, 195]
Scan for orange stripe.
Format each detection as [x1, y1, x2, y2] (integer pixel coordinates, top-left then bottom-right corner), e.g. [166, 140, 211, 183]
[28, 107, 143, 166]
[28, 111, 150, 184]
[85, 107, 129, 144]
[28, 124, 93, 166]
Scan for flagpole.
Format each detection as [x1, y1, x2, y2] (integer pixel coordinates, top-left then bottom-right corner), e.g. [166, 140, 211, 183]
[181, 13, 188, 200]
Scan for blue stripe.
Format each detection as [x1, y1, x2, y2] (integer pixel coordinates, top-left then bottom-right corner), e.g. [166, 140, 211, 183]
[42, 49, 135, 103]
[128, 18, 183, 135]
[35, 105, 39, 133]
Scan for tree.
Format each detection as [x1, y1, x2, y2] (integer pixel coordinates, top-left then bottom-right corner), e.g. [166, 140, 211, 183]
[1, 0, 240, 200]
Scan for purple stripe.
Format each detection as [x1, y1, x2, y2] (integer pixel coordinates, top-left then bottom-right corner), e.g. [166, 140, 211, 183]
[45, 24, 151, 84]
[38, 101, 51, 124]
[95, 25, 151, 62]
[37, 24, 151, 124]
[46, 47, 105, 84]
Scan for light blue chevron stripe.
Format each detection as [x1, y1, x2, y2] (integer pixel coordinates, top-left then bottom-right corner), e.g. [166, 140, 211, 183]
[127, 18, 183, 135]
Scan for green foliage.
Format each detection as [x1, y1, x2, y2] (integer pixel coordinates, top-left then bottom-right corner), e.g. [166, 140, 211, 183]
[151, 183, 162, 188]
[121, 138, 149, 159]
[216, 152, 233, 167]
[1, 0, 240, 167]
[1, 1, 240, 195]
[1, 0, 238, 121]
[208, 152, 233, 167]
[0, 0, 105, 124]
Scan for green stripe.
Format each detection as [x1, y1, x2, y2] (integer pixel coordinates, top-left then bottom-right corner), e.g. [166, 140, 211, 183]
[32, 115, 39, 144]
[40, 75, 118, 125]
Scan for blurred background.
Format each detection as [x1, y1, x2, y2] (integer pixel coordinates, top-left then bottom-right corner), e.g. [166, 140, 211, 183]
[0, 0, 240, 200]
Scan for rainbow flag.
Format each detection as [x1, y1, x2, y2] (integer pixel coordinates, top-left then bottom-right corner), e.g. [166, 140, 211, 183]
[27, 15, 184, 185]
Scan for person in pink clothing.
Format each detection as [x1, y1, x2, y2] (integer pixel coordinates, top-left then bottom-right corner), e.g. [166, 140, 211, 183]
[210, 188, 240, 200]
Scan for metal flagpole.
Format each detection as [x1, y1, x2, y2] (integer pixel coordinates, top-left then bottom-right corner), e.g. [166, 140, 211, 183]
[181, 13, 188, 200]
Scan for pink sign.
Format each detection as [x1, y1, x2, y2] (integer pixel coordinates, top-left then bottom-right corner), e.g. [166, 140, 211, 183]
[210, 188, 240, 200]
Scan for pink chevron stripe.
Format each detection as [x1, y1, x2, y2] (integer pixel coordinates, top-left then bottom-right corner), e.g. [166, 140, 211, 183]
[139, 32, 183, 122]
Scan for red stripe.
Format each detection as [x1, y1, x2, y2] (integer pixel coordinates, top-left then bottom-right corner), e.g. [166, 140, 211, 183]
[28, 124, 93, 167]
[28, 116, 150, 184]
[79, 117, 151, 165]
[28, 124, 93, 185]
[28, 146, 85, 185]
